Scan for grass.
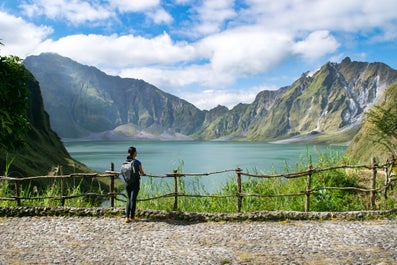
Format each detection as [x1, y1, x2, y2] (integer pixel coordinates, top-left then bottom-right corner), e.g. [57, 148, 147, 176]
[1, 149, 396, 213]
[0, 177, 102, 207]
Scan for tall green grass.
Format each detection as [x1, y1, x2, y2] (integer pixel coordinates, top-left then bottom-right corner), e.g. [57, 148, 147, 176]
[0, 177, 102, 207]
[1, 149, 395, 212]
[135, 148, 377, 212]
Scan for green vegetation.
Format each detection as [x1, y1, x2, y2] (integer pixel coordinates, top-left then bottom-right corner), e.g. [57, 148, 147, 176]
[0, 177, 103, 207]
[134, 149, 395, 213]
[0, 54, 30, 153]
[1, 149, 395, 212]
[366, 105, 397, 158]
[1, 50, 396, 213]
[1, 48, 92, 177]
[346, 82, 397, 162]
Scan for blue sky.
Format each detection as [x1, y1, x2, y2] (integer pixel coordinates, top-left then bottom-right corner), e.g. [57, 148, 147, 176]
[1, 0, 397, 110]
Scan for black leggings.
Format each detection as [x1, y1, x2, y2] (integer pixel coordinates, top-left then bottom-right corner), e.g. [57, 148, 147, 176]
[125, 182, 140, 219]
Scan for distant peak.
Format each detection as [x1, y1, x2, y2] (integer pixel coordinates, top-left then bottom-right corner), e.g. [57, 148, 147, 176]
[341, 57, 351, 64]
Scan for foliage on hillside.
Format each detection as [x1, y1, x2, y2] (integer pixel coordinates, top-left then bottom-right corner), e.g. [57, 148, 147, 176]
[0, 53, 91, 177]
[346, 82, 397, 163]
[0, 55, 30, 151]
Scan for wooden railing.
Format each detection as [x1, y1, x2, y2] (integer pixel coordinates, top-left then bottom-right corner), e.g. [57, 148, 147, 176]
[0, 158, 395, 212]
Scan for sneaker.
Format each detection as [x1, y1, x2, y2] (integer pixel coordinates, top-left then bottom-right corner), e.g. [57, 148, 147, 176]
[125, 218, 131, 223]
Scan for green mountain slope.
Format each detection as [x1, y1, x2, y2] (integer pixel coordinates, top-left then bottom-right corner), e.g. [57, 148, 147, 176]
[346, 82, 397, 163]
[196, 88, 288, 140]
[24, 54, 397, 145]
[24, 53, 204, 139]
[0, 65, 91, 177]
[247, 58, 397, 142]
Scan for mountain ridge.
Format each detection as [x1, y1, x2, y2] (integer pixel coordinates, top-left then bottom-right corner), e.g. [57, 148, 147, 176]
[23, 53, 397, 144]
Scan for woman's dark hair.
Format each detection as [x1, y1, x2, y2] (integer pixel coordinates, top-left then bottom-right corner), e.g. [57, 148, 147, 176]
[128, 146, 136, 156]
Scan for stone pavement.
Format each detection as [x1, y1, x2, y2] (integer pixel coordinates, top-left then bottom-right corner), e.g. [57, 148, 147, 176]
[1, 217, 396, 264]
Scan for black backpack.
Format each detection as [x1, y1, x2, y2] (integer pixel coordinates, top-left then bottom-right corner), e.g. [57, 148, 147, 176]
[121, 160, 140, 185]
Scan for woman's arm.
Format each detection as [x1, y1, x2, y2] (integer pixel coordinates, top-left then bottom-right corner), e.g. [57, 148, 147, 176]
[139, 165, 145, 176]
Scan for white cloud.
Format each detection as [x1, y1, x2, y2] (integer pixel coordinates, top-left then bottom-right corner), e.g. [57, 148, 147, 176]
[0, 11, 52, 56]
[189, 0, 236, 35]
[33, 32, 197, 68]
[19, 0, 172, 30]
[238, 0, 397, 45]
[174, 0, 192, 4]
[20, 0, 113, 25]
[110, 0, 173, 26]
[2, 0, 397, 110]
[180, 85, 272, 110]
[110, 0, 160, 12]
[198, 26, 292, 79]
[117, 33, 286, 90]
[292, 31, 340, 61]
[148, 8, 173, 25]
[117, 64, 277, 110]
[118, 64, 213, 89]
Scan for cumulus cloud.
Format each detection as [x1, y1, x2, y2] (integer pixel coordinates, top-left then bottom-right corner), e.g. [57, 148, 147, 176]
[192, 0, 237, 35]
[148, 8, 174, 25]
[117, 64, 277, 110]
[110, 0, 160, 12]
[20, 0, 113, 25]
[0, 11, 52, 56]
[292, 31, 340, 61]
[242, 0, 397, 33]
[2, 0, 397, 109]
[118, 64, 213, 89]
[20, 0, 170, 27]
[180, 85, 273, 110]
[198, 26, 292, 79]
[33, 32, 196, 68]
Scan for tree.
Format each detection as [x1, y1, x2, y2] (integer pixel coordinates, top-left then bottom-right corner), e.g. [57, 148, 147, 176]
[366, 106, 397, 158]
[0, 54, 30, 152]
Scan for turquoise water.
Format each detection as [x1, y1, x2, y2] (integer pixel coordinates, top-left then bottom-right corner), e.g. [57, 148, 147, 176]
[64, 140, 346, 192]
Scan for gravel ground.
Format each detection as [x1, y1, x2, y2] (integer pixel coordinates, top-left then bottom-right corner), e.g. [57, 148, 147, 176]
[0, 217, 396, 265]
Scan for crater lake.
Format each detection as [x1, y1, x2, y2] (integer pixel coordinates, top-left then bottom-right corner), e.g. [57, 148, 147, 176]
[64, 140, 346, 193]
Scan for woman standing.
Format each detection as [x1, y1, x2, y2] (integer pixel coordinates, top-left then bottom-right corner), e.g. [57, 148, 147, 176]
[124, 146, 145, 223]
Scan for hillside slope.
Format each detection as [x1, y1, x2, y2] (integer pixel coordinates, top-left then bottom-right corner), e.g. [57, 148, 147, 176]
[24, 53, 204, 139]
[346, 82, 397, 163]
[248, 58, 397, 142]
[0, 65, 91, 177]
[24, 54, 397, 144]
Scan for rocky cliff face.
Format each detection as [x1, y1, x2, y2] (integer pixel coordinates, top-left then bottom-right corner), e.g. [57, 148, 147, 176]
[24, 53, 397, 143]
[346, 82, 397, 163]
[24, 53, 204, 139]
[247, 57, 397, 142]
[0, 64, 90, 177]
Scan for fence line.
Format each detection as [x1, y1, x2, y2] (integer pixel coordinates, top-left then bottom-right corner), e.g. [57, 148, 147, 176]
[0, 157, 395, 213]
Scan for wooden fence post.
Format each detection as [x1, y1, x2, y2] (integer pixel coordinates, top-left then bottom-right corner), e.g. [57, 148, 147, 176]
[383, 157, 395, 201]
[60, 176, 65, 206]
[110, 162, 115, 207]
[173, 169, 178, 211]
[236, 167, 242, 213]
[383, 161, 389, 201]
[16, 181, 21, 206]
[370, 157, 377, 209]
[58, 166, 65, 206]
[305, 163, 312, 213]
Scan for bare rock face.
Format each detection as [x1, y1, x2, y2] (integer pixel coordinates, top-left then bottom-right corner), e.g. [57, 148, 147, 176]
[24, 53, 397, 143]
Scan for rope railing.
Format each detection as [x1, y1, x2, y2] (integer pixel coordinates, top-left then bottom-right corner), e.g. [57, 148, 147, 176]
[0, 157, 395, 212]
